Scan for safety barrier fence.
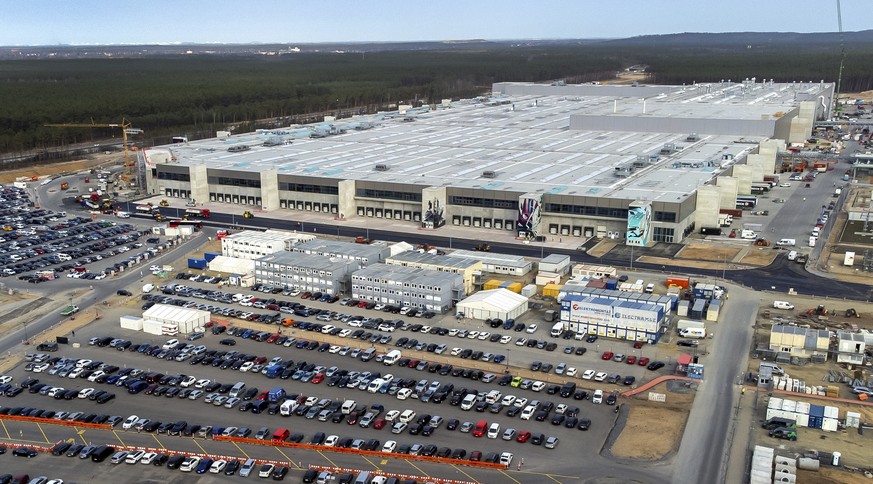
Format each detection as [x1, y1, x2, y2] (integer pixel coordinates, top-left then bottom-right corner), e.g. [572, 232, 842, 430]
[0, 414, 112, 430]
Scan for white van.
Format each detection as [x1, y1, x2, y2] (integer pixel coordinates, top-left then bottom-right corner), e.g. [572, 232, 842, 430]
[367, 379, 385, 394]
[592, 389, 604, 404]
[341, 399, 357, 415]
[773, 301, 795, 310]
[280, 399, 299, 416]
[383, 350, 402, 366]
[399, 409, 416, 424]
[679, 327, 706, 338]
[787, 251, 798, 261]
[142, 283, 155, 293]
[461, 394, 477, 410]
[550, 322, 564, 337]
[116, 211, 130, 218]
[741, 229, 757, 239]
[777, 238, 795, 247]
[808, 236, 817, 247]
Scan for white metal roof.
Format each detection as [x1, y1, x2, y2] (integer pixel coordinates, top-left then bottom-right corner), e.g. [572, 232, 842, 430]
[142, 303, 209, 324]
[457, 288, 528, 312]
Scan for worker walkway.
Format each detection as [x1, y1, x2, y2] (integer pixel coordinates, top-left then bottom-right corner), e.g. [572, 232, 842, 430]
[621, 375, 697, 398]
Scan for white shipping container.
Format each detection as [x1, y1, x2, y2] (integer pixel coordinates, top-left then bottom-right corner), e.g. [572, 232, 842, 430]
[795, 401, 811, 415]
[822, 418, 839, 432]
[782, 400, 797, 412]
[766, 408, 782, 420]
[678, 319, 706, 330]
[521, 284, 537, 297]
[677, 300, 690, 317]
[119, 315, 143, 331]
[823, 406, 839, 419]
[535, 272, 561, 286]
[845, 411, 861, 428]
[706, 306, 720, 322]
[768, 397, 783, 410]
[795, 413, 810, 428]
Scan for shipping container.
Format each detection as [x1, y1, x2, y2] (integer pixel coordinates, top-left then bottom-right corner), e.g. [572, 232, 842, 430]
[120, 316, 144, 331]
[188, 258, 208, 270]
[483, 280, 504, 291]
[535, 272, 561, 286]
[677, 319, 706, 330]
[203, 252, 221, 262]
[690, 299, 707, 320]
[706, 299, 721, 322]
[542, 283, 562, 299]
[665, 276, 691, 289]
[604, 278, 618, 290]
[505, 282, 523, 294]
[587, 279, 607, 289]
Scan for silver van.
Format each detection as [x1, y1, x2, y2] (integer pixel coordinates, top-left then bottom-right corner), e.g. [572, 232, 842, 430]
[239, 458, 256, 477]
[229, 381, 246, 398]
[354, 471, 373, 484]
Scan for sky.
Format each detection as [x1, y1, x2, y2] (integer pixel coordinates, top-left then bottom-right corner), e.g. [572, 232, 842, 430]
[0, 0, 868, 46]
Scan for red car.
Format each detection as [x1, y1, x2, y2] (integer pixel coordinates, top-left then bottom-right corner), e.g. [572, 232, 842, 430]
[256, 391, 269, 401]
[601, 351, 614, 361]
[266, 334, 281, 344]
[638, 357, 650, 367]
[516, 431, 532, 443]
[633, 341, 644, 349]
[357, 301, 369, 308]
[373, 418, 386, 430]
[301, 292, 312, 299]
[625, 356, 637, 365]
[310, 373, 325, 384]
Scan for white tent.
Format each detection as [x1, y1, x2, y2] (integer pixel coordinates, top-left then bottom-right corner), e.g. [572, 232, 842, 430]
[208, 256, 255, 276]
[456, 288, 529, 321]
[142, 304, 209, 334]
[389, 241, 415, 257]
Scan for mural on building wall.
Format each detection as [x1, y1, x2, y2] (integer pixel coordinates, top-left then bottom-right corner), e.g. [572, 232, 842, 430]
[626, 202, 652, 246]
[422, 197, 445, 229]
[517, 193, 542, 239]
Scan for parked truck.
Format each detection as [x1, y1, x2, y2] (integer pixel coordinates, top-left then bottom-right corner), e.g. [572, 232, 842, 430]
[184, 208, 211, 218]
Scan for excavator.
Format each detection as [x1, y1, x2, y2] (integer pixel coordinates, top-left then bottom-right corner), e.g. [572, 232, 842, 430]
[243, 211, 254, 219]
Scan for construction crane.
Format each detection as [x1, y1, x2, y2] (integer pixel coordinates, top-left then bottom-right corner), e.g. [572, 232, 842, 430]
[45, 117, 143, 183]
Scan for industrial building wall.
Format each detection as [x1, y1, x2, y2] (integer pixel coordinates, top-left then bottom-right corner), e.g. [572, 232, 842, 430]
[716, 177, 739, 209]
[492, 82, 673, 98]
[694, 185, 721, 229]
[259, 169, 279, 211]
[569, 115, 777, 137]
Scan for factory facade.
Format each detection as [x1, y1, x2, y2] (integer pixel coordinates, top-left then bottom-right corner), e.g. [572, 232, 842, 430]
[142, 80, 832, 245]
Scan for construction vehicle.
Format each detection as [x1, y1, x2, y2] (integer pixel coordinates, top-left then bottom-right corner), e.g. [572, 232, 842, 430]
[846, 308, 860, 318]
[473, 243, 491, 252]
[754, 238, 771, 247]
[159, 199, 169, 207]
[154, 213, 165, 222]
[243, 211, 254, 219]
[805, 304, 827, 316]
[355, 236, 371, 244]
[60, 182, 69, 190]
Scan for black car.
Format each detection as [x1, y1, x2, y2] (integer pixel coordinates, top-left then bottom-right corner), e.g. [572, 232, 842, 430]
[12, 446, 38, 457]
[116, 290, 132, 296]
[578, 418, 592, 431]
[647, 361, 666, 371]
[224, 459, 241, 475]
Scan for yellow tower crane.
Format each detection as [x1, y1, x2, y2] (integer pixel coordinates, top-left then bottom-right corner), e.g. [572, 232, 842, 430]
[45, 118, 143, 184]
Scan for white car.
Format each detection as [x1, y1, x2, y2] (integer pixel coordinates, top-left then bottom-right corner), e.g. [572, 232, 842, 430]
[499, 335, 512, 344]
[125, 449, 146, 464]
[88, 371, 106, 382]
[385, 410, 401, 422]
[566, 367, 578, 377]
[450, 347, 463, 356]
[194, 378, 211, 389]
[180, 456, 201, 472]
[477, 332, 491, 340]
[487, 422, 500, 439]
[239, 361, 254, 372]
[179, 375, 197, 388]
[324, 435, 339, 447]
[779, 183, 791, 187]
[161, 339, 179, 350]
[329, 345, 342, 354]
[531, 381, 546, 392]
[525, 324, 538, 334]
[337, 329, 352, 338]
[594, 371, 608, 382]
[515, 337, 528, 346]
[258, 464, 275, 478]
[210, 459, 228, 473]
[382, 440, 397, 453]
[396, 388, 412, 400]
[122, 415, 139, 430]
[78, 388, 95, 399]
[513, 397, 529, 408]
[140, 452, 158, 465]
[520, 405, 537, 420]
[501, 395, 516, 406]
[582, 369, 596, 380]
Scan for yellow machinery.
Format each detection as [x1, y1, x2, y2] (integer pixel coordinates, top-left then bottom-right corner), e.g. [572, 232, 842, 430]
[45, 118, 143, 183]
[243, 211, 253, 219]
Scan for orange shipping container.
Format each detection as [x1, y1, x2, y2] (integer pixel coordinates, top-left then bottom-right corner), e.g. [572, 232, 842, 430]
[665, 276, 691, 289]
[506, 283, 523, 294]
[542, 283, 562, 298]
[483, 280, 504, 291]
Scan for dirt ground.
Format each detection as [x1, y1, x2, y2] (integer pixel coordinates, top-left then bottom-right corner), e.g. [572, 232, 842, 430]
[586, 239, 618, 258]
[610, 385, 694, 460]
[800, 467, 873, 483]
[739, 247, 779, 266]
[676, 243, 741, 262]
[0, 154, 116, 184]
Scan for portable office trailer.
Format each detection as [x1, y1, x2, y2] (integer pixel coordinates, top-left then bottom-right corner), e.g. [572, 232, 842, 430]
[690, 299, 707, 320]
[706, 299, 722, 322]
[677, 300, 690, 317]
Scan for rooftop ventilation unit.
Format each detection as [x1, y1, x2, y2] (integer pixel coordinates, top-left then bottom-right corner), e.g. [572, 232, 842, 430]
[482, 171, 497, 179]
[374, 164, 389, 172]
[660, 143, 678, 155]
[686, 133, 700, 142]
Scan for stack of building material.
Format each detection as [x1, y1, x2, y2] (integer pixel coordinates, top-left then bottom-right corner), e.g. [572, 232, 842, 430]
[750, 445, 775, 484]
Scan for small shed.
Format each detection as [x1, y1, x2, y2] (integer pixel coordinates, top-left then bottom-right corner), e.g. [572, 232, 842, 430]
[540, 254, 571, 275]
[142, 304, 209, 334]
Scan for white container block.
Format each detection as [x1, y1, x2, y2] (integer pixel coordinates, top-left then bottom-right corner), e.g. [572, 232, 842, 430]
[823, 406, 839, 419]
[821, 418, 839, 432]
[795, 401, 810, 415]
[768, 397, 783, 410]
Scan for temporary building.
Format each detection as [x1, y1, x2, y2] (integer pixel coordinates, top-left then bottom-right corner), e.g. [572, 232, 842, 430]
[208, 256, 255, 276]
[120, 315, 143, 331]
[456, 288, 529, 321]
[389, 241, 415, 256]
[142, 304, 209, 334]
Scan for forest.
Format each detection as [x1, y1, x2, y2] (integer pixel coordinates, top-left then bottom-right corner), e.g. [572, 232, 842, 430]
[2, 37, 872, 160]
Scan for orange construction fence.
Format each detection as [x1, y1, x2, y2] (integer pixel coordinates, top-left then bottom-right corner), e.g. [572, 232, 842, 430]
[308, 464, 477, 484]
[0, 414, 112, 430]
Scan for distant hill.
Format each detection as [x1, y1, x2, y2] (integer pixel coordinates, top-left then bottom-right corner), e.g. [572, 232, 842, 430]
[604, 30, 873, 47]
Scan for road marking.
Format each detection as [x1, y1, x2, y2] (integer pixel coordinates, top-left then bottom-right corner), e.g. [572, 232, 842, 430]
[66, 438, 76, 444]
[112, 430, 127, 447]
[191, 437, 209, 456]
[317, 450, 340, 469]
[359, 454, 381, 471]
[35, 423, 50, 444]
[152, 434, 165, 449]
[405, 459, 431, 478]
[452, 464, 480, 483]
[543, 473, 564, 483]
[500, 470, 522, 484]
[78, 431, 89, 445]
[230, 440, 250, 459]
[380, 459, 389, 465]
[0, 419, 10, 440]
[273, 446, 294, 464]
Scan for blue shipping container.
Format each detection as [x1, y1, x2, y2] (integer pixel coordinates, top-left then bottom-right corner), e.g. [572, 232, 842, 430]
[203, 252, 221, 262]
[188, 257, 208, 270]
